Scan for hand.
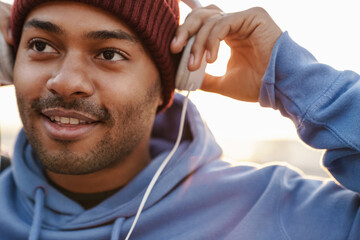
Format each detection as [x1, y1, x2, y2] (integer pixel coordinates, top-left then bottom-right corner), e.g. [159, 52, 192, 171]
[171, 6, 282, 102]
[0, 1, 12, 45]
[0, 1, 12, 87]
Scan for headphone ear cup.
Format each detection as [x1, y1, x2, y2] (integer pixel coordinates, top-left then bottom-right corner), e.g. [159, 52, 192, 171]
[175, 36, 206, 91]
[175, 36, 193, 90]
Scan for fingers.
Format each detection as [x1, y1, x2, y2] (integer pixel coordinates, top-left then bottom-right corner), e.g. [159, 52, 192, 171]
[171, 6, 280, 72]
[1, 27, 12, 45]
[170, 5, 222, 54]
[189, 13, 223, 69]
[189, 11, 235, 71]
[171, 5, 234, 71]
[0, 2, 12, 45]
[192, 8, 264, 68]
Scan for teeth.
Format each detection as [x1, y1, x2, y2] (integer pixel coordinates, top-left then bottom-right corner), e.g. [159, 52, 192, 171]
[70, 118, 79, 124]
[49, 116, 88, 125]
[60, 117, 70, 124]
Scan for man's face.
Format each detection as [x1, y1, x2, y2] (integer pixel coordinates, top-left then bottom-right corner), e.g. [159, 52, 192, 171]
[13, 2, 163, 175]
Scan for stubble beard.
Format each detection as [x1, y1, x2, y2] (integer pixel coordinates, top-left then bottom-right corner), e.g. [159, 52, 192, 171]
[16, 86, 161, 175]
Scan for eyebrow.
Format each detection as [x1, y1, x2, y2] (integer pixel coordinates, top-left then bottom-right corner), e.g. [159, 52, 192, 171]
[23, 19, 138, 44]
[23, 19, 64, 34]
[84, 30, 138, 43]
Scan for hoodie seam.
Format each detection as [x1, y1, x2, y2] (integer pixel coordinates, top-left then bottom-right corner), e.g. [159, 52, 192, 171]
[299, 72, 341, 129]
[301, 72, 360, 151]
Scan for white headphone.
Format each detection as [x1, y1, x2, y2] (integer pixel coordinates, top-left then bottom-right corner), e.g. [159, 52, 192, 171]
[175, 0, 207, 91]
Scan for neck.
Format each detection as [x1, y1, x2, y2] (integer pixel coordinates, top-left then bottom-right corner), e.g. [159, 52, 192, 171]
[46, 139, 151, 194]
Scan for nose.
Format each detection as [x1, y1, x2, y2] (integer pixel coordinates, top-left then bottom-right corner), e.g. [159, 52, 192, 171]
[46, 53, 94, 99]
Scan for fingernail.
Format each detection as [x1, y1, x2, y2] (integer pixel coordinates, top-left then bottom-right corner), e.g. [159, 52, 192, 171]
[206, 50, 211, 61]
[189, 54, 195, 66]
[171, 37, 177, 45]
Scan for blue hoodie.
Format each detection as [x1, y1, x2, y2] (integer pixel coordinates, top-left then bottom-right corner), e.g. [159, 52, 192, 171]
[1, 32, 360, 239]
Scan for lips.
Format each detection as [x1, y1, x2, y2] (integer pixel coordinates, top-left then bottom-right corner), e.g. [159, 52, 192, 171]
[41, 108, 100, 141]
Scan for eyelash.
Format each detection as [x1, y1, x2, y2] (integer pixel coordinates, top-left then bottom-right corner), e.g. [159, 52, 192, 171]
[28, 39, 128, 61]
[27, 38, 128, 62]
[95, 48, 129, 62]
[28, 38, 57, 53]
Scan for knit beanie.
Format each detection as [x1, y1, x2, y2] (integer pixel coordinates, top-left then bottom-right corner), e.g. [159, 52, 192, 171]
[11, 0, 180, 111]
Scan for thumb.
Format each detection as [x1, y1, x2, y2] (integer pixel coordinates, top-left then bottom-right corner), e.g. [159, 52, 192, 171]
[0, 3, 13, 45]
[2, 28, 13, 45]
[200, 73, 223, 94]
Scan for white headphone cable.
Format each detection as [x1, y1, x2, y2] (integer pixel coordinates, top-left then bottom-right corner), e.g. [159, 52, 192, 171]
[125, 90, 191, 240]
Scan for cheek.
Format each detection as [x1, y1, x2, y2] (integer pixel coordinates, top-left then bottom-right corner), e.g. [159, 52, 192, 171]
[13, 56, 52, 130]
[13, 61, 32, 119]
[15, 90, 35, 132]
[96, 68, 162, 109]
[13, 54, 50, 99]
[102, 74, 161, 125]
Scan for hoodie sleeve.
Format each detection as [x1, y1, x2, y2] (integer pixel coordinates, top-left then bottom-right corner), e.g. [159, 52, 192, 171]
[259, 31, 360, 193]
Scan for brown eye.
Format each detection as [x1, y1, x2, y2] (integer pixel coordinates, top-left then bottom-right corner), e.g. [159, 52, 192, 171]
[29, 39, 57, 53]
[96, 48, 127, 61]
[103, 50, 115, 60]
[34, 41, 46, 51]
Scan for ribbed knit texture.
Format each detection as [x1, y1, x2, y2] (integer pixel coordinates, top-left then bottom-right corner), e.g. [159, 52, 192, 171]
[11, 0, 180, 111]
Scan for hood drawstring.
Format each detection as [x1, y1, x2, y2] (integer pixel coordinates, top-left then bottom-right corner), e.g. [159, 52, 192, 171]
[111, 218, 125, 240]
[29, 187, 46, 240]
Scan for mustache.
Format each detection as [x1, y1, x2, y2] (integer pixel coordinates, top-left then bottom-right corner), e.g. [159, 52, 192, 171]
[31, 95, 111, 121]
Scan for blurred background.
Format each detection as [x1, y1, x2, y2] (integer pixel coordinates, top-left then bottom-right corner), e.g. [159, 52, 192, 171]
[2, 0, 360, 178]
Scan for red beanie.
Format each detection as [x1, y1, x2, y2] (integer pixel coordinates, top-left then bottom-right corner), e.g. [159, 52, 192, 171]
[11, 0, 180, 111]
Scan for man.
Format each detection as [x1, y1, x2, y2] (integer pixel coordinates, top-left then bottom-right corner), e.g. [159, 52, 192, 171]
[0, 0, 359, 239]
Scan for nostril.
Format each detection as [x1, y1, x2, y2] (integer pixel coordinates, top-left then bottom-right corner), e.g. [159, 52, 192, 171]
[50, 89, 57, 94]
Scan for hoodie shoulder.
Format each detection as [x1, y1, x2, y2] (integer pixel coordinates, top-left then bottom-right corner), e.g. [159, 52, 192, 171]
[184, 160, 359, 239]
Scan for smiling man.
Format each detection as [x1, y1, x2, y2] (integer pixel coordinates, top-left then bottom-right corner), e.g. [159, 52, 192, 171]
[15, 2, 164, 191]
[1, 0, 360, 240]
